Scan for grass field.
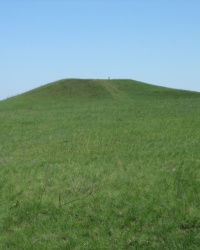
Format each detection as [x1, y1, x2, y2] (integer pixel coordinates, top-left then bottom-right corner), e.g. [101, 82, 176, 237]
[0, 79, 200, 249]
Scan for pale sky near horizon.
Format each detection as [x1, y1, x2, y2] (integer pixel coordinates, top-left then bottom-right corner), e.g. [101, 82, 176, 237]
[0, 0, 200, 101]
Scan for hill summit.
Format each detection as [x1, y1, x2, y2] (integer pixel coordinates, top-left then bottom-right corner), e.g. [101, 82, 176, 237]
[6, 78, 199, 102]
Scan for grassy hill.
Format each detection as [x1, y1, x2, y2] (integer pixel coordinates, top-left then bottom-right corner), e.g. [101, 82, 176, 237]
[0, 79, 200, 249]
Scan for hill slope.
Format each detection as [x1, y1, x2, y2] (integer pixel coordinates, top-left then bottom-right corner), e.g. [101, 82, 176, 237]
[0, 79, 200, 249]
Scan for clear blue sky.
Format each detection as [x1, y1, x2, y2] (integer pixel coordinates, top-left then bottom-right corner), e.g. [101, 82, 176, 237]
[0, 0, 200, 100]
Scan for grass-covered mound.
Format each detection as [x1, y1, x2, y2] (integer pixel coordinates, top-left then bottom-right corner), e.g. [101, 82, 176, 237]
[0, 79, 200, 249]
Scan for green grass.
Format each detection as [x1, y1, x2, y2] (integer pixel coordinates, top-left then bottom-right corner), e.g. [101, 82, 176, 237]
[0, 79, 200, 249]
